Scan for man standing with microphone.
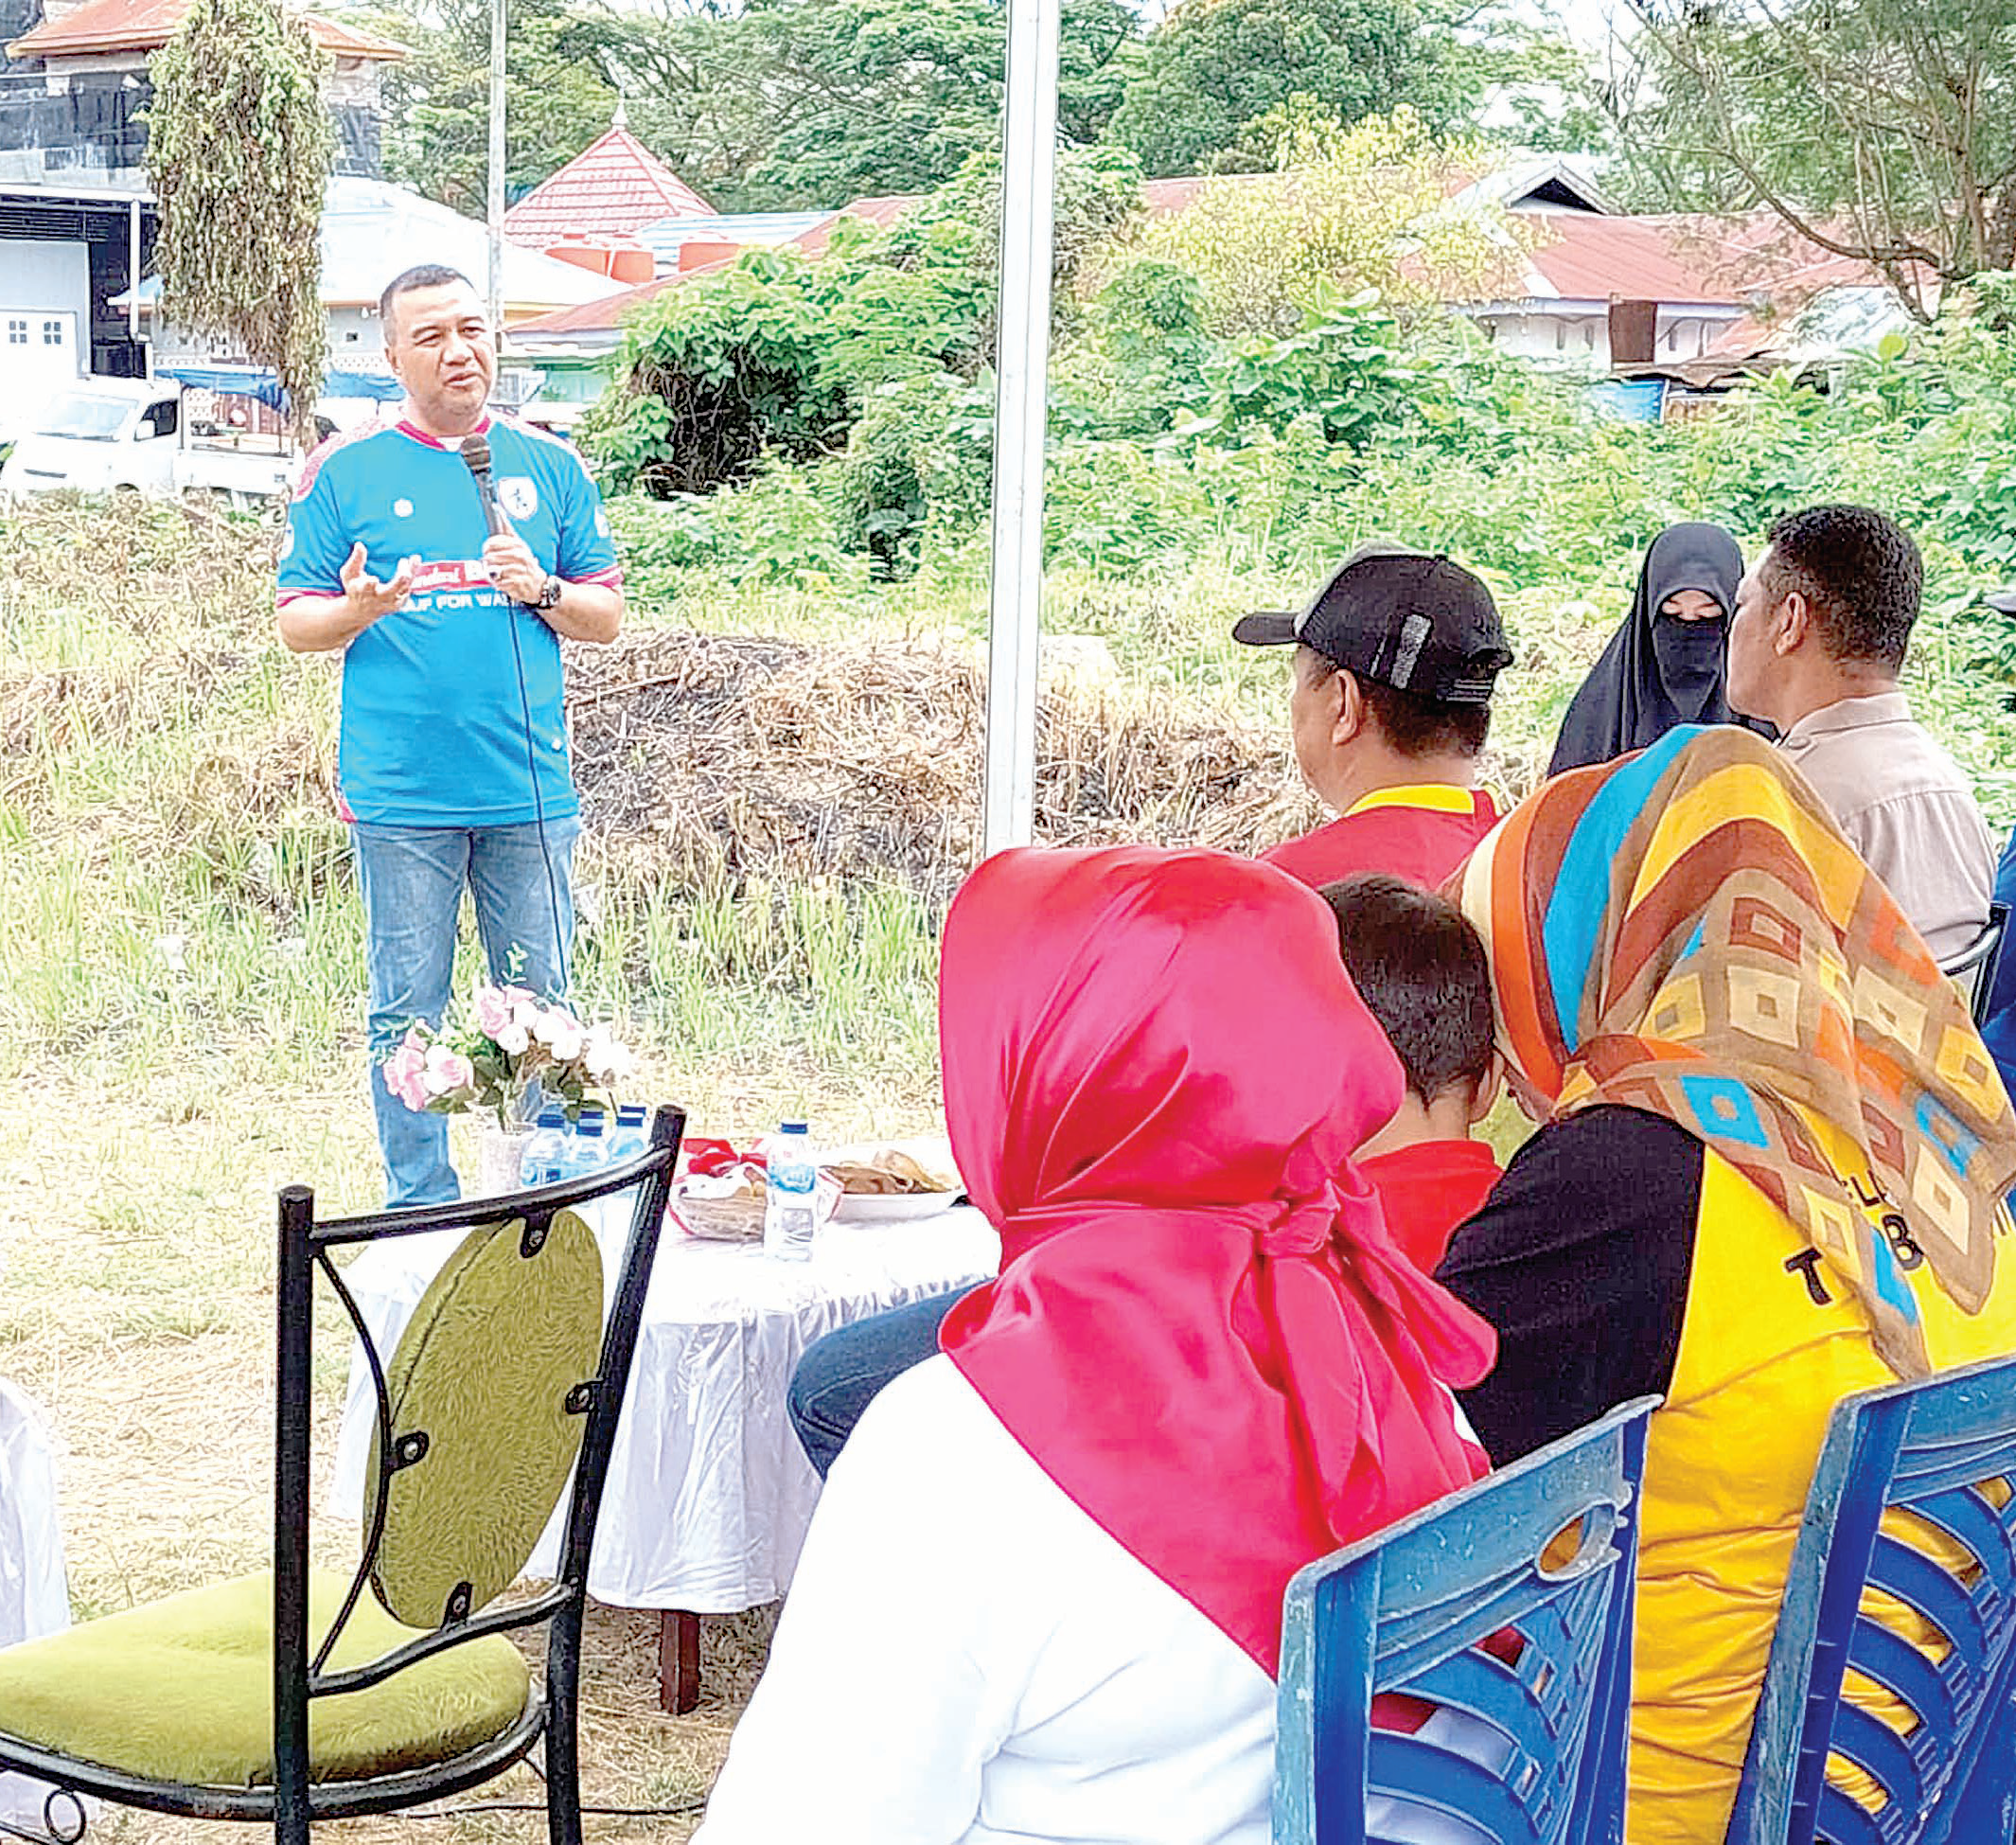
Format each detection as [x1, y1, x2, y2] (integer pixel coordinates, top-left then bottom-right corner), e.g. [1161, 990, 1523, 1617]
[275, 263, 624, 1205]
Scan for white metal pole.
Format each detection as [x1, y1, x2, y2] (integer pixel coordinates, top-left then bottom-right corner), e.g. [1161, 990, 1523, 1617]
[981, 0, 1060, 857]
[486, 0, 505, 335]
[127, 196, 140, 347]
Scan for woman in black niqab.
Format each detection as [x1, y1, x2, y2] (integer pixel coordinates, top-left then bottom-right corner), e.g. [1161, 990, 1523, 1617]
[1548, 523, 1754, 776]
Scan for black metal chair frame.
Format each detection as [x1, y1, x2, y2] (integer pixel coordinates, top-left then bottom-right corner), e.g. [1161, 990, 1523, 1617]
[0, 1105, 685, 1845]
[1940, 900, 2009, 1029]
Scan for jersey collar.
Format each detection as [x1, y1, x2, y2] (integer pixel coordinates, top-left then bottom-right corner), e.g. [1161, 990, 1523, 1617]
[395, 414, 493, 449]
[1340, 783, 1491, 820]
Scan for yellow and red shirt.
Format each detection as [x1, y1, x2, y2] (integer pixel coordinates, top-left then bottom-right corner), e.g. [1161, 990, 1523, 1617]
[1262, 785, 1500, 891]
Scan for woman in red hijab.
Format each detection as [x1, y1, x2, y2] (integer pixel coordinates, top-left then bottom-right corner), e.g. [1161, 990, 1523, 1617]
[696, 845, 1496, 1845]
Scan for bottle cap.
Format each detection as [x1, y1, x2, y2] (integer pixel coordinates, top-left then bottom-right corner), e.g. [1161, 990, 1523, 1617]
[580, 1115, 604, 1135]
[780, 1119, 808, 1135]
[538, 1108, 564, 1127]
[618, 1104, 646, 1125]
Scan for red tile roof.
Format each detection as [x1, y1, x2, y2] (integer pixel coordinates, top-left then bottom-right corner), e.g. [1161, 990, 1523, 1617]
[514, 182, 1887, 343]
[791, 192, 916, 257]
[7, 0, 405, 59]
[513, 194, 920, 337]
[513, 254, 734, 338]
[503, 125, 714, 248]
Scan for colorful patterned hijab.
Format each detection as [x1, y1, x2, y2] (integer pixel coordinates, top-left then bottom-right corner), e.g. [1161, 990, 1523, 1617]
[1455, 725, 2016, 1378]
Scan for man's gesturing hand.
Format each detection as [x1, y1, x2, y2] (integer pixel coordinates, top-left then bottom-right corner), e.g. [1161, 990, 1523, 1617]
[342, 542, 417, 625]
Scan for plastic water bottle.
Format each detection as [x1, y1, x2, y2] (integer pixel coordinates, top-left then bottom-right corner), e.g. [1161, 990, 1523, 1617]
[764, 1121, 818, 1261]
[609, 1104, 647, 1165]
[561, 1109, 607, 1178]
[520, 1107, 568, 1187]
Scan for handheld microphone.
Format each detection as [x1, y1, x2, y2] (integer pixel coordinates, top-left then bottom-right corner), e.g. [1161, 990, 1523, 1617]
[457, 433, 513, 541]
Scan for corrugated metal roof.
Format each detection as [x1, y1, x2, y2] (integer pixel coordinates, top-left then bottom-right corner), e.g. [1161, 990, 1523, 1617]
[631, 209, 828, 266]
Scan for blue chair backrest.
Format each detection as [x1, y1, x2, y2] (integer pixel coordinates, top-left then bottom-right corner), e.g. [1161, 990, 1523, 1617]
[1273, 1396, 1656, 1845]
[1726, 1351, 2016, 1845]
[1980, 823, 2016, 1089]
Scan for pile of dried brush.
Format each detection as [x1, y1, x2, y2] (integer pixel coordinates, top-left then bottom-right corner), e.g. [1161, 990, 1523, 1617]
[569, 630, 1319, 903]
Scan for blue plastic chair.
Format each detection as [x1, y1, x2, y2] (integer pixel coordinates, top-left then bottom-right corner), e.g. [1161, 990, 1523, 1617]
[1273, 1395, 1657, 1845]
[1726, 1351, 2016, 1845]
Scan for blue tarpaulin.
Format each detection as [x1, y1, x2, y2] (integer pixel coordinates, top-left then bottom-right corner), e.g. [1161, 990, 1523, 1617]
[1588, 377, 1668, 423]
[160, 364, 404, 410]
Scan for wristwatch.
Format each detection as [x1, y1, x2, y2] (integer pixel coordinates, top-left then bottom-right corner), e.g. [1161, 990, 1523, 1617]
[536, 574, 563, 611]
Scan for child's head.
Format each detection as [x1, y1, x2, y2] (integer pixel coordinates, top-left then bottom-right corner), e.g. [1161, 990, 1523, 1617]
[1318, 873, 1499, 1130]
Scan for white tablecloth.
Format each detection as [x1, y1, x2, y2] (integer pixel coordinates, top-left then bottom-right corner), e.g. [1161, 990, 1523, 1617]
[0, 1380, 78, 1834]
[329, 1196, 999, 1612]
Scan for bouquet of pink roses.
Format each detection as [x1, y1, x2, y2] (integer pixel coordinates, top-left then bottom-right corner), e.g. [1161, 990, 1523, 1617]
[381, 984, 638, 1133]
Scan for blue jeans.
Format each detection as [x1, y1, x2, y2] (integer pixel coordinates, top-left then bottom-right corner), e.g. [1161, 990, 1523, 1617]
[787, 1285, 982, 1477]
[353, 816, 581, 1207]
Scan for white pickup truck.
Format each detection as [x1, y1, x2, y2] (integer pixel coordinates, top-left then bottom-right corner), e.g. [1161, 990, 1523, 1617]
[0, 378, 301, 506]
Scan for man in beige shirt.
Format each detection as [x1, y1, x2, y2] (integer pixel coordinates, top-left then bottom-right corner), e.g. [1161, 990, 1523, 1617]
[1727, 504, 1993, 962]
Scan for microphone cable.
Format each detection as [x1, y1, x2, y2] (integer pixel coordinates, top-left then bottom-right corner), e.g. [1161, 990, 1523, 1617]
[459, 432, 570, 999]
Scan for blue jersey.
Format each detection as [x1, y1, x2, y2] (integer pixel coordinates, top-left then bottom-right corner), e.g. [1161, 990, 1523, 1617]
[276, 415, 622, 827]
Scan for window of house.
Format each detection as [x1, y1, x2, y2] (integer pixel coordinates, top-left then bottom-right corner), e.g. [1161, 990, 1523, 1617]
[7, 319, 26, 346]
[42, 320, 63, 346]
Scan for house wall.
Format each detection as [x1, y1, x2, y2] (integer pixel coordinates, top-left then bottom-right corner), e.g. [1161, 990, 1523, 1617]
[1476, 310, 1608, 364]
[1470, 305, 1740, 368]
[0, 234, 87, 421]
[9, 52, 384, 178]
[151, 304, 384, 370]
[0, 233, 88, 328]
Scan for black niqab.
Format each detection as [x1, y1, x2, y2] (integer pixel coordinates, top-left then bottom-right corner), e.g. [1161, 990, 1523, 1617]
[1548, 523, 1749, 776]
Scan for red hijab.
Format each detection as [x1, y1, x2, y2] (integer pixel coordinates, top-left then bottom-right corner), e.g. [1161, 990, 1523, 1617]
[938, 845, 1496, 1676]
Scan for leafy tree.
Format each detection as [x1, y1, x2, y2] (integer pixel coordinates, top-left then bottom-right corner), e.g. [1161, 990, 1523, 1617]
[350, 0, 625, 214]
[1614, 0, 2016, 310]
[604, 0, 1141, 211]
[149, 0, 333, 443]
[586, 144, 1141, 570]
[1116, 107, 1528, 337]
[1105, 0, 1484, 180]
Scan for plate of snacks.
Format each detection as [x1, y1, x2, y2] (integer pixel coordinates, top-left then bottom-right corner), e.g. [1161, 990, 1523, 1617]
[670, 1138, 842, 1242]
[823, 1144, 964, 1223]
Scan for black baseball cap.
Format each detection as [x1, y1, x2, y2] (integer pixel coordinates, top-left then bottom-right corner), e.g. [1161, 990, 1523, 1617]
[1233, 543, 1512, 706]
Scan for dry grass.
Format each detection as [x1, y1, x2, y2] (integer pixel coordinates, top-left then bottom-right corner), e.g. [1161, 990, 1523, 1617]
[571, 627, 1317, 902]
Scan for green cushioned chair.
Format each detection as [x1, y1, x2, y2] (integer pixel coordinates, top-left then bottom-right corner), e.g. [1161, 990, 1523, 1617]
[0, 1107, 683, 1845]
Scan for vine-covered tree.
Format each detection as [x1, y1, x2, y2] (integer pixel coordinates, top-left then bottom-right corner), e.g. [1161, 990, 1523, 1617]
[1616, 0, 2016, 311]
[149, 0, 334, 443]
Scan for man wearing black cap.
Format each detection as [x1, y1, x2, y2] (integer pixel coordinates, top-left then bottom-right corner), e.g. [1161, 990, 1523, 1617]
[1235, 543, 1513, 890]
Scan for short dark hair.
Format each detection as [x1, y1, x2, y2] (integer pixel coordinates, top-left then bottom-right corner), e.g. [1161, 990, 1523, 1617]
[1763, 504, 1922, 670]
[1358, 674, 1491, 759]
[1298, 651, 1492, 759]
[380, 264, 474, 336]
[1320, 873, 1495, 1104]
